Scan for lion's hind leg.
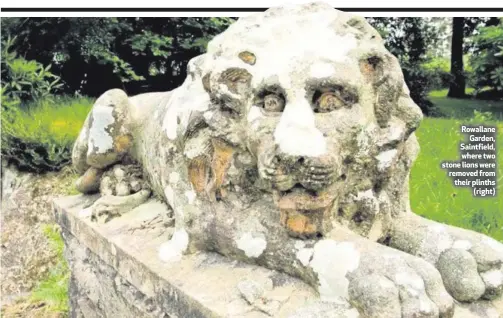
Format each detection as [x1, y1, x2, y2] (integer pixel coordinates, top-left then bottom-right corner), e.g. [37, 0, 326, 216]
[79, 163, 152, 222]
[72, 89, 134, 194]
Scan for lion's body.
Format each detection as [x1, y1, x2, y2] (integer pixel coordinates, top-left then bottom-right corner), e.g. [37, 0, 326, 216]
[71, 3, 503, 317]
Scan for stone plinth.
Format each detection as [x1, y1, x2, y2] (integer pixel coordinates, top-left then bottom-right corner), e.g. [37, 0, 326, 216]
[54, 195, 503, 318]
[53, 195, 324, 318]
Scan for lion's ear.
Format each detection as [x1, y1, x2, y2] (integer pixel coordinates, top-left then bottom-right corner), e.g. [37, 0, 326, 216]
[360, 53, 404, 128]
[218, 68, 253, 96]
[188, 155, 214, 201]
[359, 55, 385, 87]
[202, 68, 253, 96]
[186, 138, 235, 202]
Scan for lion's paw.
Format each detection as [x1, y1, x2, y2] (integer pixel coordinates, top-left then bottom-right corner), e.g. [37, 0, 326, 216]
[435, 232, 503, 302]
[90, 189, 151, 223]
[100, 163, 149, 196]
[391, 216, 503, 303]
[158, 228, 189, 262]
[348, 252, 454, 318]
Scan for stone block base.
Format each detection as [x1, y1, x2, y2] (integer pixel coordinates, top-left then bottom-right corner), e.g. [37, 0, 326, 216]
[54, 195, 503, 318]
[54, 195, 321, 318]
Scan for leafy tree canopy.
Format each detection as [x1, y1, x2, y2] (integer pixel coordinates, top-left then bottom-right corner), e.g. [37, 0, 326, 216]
[1, 17, 235, 96]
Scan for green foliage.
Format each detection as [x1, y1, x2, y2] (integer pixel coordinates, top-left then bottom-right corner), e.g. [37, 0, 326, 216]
[1, 96, 93, 172]
[422, 57, 451, 73]
[129, 30, 173, 57]
[30, 224, 69, 314]
[1, 17, 235, 96]
[470, 109, 496, 122]
[464, 17, 503, 52]
[1, 36, 63, 107]
[420, 56, 475, 90]
[421, 57, 453, 90]
[410, 93, 503, 241]
[401, 64, 440, 116]
[0, 86, 21, 112]
[469, 21, 503, 93]
[368, 17, 439, 63]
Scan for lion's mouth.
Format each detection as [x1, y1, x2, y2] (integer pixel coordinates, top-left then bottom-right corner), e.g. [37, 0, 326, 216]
[273, 184, 336, 211]
[273, 184, 337, 238]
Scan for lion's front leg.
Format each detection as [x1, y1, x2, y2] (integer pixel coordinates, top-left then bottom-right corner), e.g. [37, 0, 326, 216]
[387, 213, 503, 303]
[320, 227, 455, 318]
[184, 211, 456, 317]
[157, 167, 205, 263]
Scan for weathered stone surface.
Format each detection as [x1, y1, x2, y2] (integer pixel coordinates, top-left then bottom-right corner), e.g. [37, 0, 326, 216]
[390, 213, 503, 304]
[65, 229, 167, 318]
[55, 195, 319, 317]
[437, 248, 486, 302]
[288, 301, 359, 318]
[55, 195, 503, 318]
[75, 167, 103, 194]
[67, 1, 503, 317]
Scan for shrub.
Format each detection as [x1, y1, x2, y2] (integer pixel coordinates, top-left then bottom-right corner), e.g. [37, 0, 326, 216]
[1, 96, 93, 173]
[421, 57, 453, 90]
[469, 21, 503, 94]
[1, 36, 63, 108]
[420, 56, 475, 91]
[401, 62, 441, 116]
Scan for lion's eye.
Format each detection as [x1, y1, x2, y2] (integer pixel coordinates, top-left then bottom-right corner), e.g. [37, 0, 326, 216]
[263, 94, 285, 113]
[313, 92, 344, 113]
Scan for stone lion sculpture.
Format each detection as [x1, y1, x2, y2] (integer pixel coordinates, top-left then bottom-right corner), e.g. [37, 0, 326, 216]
[72, 3, 503, 317]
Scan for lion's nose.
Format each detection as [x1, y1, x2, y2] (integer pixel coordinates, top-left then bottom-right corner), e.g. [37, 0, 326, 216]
[271, 151, 307, 167]
[273, 101, 327, 158]
[272, 144, 340, 189]
[274, 125, 327, 158]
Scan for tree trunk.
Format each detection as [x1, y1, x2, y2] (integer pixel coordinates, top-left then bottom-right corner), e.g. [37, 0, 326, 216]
[448, 17, 466, 98]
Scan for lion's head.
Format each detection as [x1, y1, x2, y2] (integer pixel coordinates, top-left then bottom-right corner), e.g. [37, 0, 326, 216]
[182, 2, 423, 240]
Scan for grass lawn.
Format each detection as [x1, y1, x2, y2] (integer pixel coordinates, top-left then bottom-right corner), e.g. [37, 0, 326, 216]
[410, 89, 503, 241]
[429, 88, 503, 120]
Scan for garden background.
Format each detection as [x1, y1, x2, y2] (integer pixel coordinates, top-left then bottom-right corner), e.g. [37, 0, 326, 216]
[1, 16, 503, 317]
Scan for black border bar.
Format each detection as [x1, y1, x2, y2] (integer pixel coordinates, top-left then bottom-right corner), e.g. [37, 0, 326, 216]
[2, 7, 503, 13]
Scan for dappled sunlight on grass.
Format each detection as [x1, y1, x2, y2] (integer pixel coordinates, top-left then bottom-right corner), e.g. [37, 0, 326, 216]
[429, 89, 503, 120]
